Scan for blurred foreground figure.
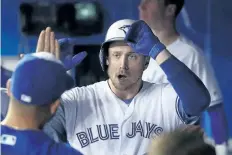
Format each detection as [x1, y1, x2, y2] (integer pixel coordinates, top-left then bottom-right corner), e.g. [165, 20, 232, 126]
[148, 129, 216, 155]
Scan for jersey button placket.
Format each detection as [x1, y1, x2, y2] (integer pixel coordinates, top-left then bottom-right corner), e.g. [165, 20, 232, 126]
[119, 100, 136, 155]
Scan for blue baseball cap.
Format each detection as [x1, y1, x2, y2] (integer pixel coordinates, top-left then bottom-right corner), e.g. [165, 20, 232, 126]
[11, 52, 74, 105]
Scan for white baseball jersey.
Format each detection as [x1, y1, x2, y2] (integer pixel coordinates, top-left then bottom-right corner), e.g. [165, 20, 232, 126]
[143, 36, 223, 107]
[60, 80, 198, 155]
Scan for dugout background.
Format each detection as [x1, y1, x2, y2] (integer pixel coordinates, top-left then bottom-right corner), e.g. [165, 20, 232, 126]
[1, 0, 232, 140]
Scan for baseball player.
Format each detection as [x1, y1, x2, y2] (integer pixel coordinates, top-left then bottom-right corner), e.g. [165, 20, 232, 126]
[139, 0, 228, 152]
[43, 19, 210, 155]
[0, 37, 86, 121]
[0, 27, 85, 155]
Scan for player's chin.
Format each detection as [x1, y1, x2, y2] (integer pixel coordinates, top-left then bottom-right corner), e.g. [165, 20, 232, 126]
[113, 79, 130, 89]
[139, 13, 148, 22]
[114, 83, 130, 91]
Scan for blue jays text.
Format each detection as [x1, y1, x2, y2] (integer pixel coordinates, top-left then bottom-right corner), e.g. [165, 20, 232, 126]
[76, 120, 163, 148]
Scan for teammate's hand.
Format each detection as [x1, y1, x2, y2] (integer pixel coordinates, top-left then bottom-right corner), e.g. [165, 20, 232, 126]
[58, 38, 87, 71]
[180, 125, 204, 137]
[63, 51, 87, 71]
[124, 20, 166, 59]
[36, 27, 60, 59]
[35, 27, 87, 70]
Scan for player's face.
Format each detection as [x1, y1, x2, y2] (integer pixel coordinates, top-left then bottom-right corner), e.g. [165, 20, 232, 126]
[138, 0, 167, 27]
[107, 41, 146, 90]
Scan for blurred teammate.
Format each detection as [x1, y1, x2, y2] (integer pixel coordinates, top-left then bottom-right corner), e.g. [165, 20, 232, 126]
[0, 28, 85, 155]
[139, 0, 228, 151]
[148, 128, 216, 155]
[43, 20, 210, 154]
[0, 38, 86, 121]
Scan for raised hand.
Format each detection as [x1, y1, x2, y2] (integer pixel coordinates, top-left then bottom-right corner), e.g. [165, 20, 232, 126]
[36, 27, 60, 59]
[35, 27, 87, 70]
[124, 20, 166, 59]
[58, 38, 87, 71]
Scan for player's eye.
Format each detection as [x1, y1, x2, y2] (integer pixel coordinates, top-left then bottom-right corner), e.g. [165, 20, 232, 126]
[112, 53, 121, 58]
[128, 54, 137, 60]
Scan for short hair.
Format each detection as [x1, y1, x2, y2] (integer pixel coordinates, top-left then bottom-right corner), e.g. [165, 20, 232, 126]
[149, 129, 216, 155]
[164, 0, 185, 17]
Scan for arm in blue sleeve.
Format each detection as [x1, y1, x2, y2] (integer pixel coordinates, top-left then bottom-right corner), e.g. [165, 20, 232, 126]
[208, 104, 228, 144]
[160, 55, 211, 116]
[43, 102, 67, 143]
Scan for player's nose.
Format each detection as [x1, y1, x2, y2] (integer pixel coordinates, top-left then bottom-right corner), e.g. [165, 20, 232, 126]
[119, 56, 129, 70]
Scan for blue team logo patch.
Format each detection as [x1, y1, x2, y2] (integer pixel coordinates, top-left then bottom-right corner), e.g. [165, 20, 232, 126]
[1, 134, 17, 146]
[119, 25, 131, 35]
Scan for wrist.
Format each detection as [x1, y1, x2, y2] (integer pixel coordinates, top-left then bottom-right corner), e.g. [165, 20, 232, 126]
[155, 49, 172, 65]
[148, 42, 166, 59]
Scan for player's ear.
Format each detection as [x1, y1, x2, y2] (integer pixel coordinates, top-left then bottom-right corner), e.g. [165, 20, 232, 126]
[50, 99, 60, 114]
[6, 79, 12, 97]
[165, 4, 176, 17]
[106, 56, 109, 65]
[143, 56, 150, 70]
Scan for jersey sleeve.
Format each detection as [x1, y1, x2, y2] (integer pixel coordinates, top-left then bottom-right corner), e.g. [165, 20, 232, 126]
[161, 84, 200, 126]
[187, 47, 223, 107]
[43, 88, 80, 143]
[176, 97, 200, 125]
[43, 101, 67, 143]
